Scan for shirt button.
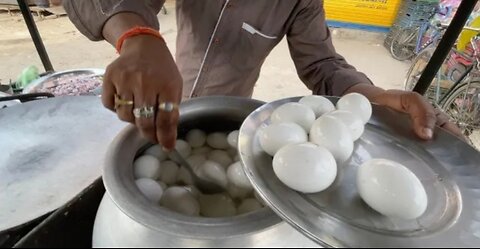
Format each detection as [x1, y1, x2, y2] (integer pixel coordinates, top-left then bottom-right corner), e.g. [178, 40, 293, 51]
[214, 38, 220, 44]
[226, 3, 233, 8]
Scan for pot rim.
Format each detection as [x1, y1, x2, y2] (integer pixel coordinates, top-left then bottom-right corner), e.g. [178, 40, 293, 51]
[103, 96, 284, 239]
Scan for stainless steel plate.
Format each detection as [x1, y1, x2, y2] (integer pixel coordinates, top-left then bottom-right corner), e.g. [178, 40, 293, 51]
[0, 96, 126, 232]
[238, 96, 480, 247]
[22, 68, 104, 96]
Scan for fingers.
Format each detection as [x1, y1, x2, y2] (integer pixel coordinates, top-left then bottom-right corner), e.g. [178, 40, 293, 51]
[115, 92, 135, 123]
[133, 90, 158, 143]
[101, 67, 116, 111]
[401, 92, 436, 140]
[156, 91, 181, 151]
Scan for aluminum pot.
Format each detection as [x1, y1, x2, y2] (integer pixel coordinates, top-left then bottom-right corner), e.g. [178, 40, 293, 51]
[94, 96, 319, 248]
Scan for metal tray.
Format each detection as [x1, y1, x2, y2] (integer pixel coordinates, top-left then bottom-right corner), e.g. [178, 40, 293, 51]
[238, 96, 480, 247]
[22, 68, 104, 96]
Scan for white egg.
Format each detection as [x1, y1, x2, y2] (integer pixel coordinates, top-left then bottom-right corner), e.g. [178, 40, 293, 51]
[183, 185, 202, 199]
[156, 181, 168, 190]
[143, 144, 169, 161]
[237, 198, 263, 215]
[160, 187, 200, 216]
[206, 132, 230, 149]
[310, 115, 354, 163]
[270, 102, 316, 132]
[227, 130, 240, 148]
[357, 159, 428, 220]
[186, 154, 207, 170]
[133, 155, 161, 180]
[169, 139, 192, 163]
[326, 110, 365, 141]
[159, 160, 179, 185]
[199, 194, 237, 217]
[192, 146, 212, 155]
[135, 178, 164, 203]
[226, 162, 252, 190]
[196, 160, 228, 188]
[227, 183, 252, 200]
[259, 122, 308, 156]
[176, 166, 194, 185]
[337, 93, 372, 124]
[207, 150, 233, 168]
[273, 143, 337, 193]
[185, 129, 207, 148]
[227, 148, 238, 158]
[299, 95, 335, 118]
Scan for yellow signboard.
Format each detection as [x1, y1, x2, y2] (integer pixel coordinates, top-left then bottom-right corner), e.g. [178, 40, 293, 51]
[324, 0, 402, 27]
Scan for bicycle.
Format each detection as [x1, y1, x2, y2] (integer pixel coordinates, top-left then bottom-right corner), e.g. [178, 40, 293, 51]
[405, 33, 480, 149]
[390, 17, 447, 61]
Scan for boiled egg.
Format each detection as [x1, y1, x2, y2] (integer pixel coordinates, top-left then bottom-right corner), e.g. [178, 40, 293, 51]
[143, 144, 169, 161]
[259, 122, 308, 156]
[176, 166, 194, 185]
[237, 198, 263, 215]
[185, 129, 207, 148]
[273, 143, 337, 193]
[196, 160, 228, 188]
[208, 150, 233, 168]
[192, 146, 212, 155]
[160, 186, 200, 216]
[159, 160, 179, 185]
[227, 130, 240, 148]
[227, 183, 252, 200]
[299, 95, 335, 117]
[206, 132, 230, 149]
[186, 154, 207, 170]
[357, 159, 428, 220]
[337, 93, 372, 124]
[226, 162, 252, 190]
[169, 139, 192, 163]
[135, 178, 164, 203]
[270, 102, 315, 132]
[310, 115, 354, 163]
[133, 155, 161, 180]
[199, 194, 237, 217]
[326, 110, 364, 141]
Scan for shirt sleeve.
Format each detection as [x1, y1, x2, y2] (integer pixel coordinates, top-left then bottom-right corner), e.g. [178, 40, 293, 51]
[63, 0, 164, 41]
[286, 0, 373, 96]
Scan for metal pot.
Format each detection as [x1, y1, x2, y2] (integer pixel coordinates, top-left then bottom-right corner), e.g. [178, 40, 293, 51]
[94, 96, 319, 247]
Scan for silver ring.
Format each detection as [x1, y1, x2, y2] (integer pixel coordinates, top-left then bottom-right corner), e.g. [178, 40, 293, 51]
[158, 102, 178, 113]
[133, 106, 155, 119]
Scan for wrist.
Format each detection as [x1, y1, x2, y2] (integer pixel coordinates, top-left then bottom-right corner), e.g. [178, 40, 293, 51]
[116, 27, 164, 54]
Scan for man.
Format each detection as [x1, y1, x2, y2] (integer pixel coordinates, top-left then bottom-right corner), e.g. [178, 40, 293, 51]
[64, 0, 461, 150]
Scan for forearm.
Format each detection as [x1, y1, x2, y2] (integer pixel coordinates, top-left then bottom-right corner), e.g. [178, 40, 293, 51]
[344, 83, 386, 103]
[102, 13, 152, 46]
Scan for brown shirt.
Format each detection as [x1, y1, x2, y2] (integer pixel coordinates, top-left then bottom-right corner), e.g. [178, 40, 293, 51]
[63, 0, 372, 99]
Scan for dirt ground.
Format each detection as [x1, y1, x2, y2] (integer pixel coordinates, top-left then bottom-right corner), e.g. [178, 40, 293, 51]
[0, 1, 410, 102]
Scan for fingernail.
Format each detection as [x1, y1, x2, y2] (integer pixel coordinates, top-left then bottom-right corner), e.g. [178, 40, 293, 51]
[162, 146, 172, 152]
[423, 128, 433, 139]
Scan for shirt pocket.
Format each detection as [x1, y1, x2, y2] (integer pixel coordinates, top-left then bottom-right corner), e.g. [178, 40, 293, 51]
[232, 22, 282, 68]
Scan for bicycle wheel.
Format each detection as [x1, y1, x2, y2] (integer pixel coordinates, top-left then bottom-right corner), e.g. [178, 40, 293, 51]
[404, 47, 445, 103]
[390, 28, 417, 61]
[441, 80, 480, 149]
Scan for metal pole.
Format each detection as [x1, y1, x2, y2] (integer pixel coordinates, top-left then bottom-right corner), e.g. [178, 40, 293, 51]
[413, 0, 477, 95]
[17, 0, 54, 72]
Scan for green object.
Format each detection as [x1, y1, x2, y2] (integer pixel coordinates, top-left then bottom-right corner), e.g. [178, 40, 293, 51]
[16, 65, 40, 89]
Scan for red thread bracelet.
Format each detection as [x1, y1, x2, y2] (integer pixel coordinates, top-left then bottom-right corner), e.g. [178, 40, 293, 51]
[115, 26, 163, 53]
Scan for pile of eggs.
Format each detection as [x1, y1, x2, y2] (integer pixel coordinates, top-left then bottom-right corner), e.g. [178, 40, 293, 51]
[260, 93, 428, 220]
[133, 129, 264, 217]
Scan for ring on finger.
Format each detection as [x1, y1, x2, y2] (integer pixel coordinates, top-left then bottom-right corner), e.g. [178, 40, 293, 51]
[158, 101, 179, 113]
[114, 94, 134, 109]
[133, 106, 155, 119]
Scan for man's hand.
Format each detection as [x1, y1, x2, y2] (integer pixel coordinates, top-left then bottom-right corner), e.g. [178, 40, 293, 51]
[101, 13, 183, 150]
[345, 84, 465, 140]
